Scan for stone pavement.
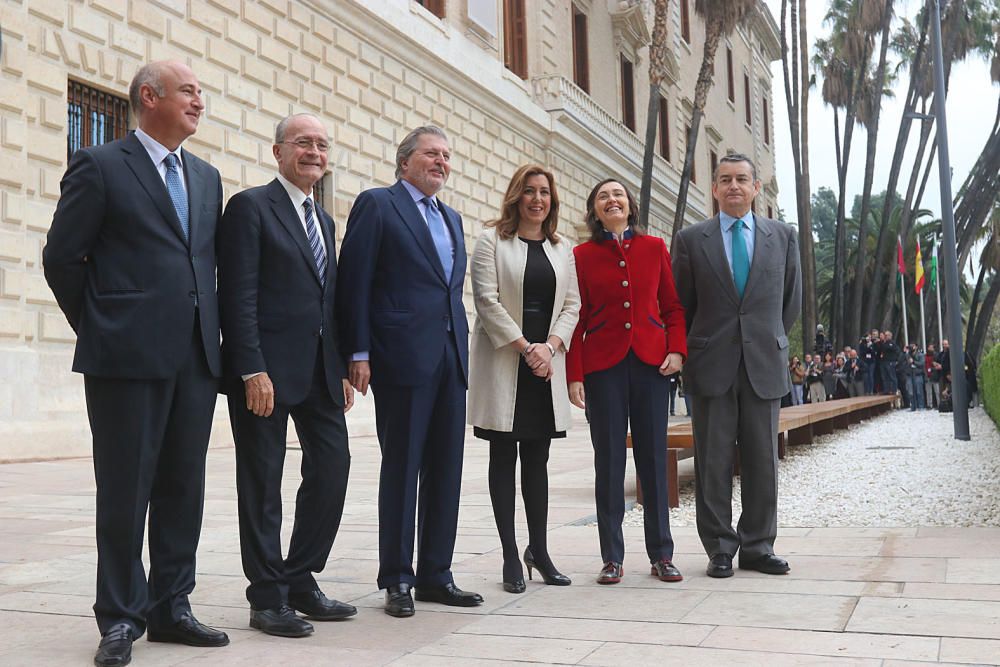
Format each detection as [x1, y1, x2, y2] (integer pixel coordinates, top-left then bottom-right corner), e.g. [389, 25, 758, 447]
[2, 411, 1000, 666]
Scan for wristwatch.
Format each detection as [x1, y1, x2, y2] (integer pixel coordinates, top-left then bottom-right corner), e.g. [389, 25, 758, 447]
[545, 342, 556, 356]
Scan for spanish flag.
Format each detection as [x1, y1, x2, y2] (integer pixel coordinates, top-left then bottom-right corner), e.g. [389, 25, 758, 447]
[914, 238, 925, 294]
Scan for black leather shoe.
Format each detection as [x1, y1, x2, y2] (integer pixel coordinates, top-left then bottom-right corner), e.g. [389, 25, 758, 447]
[650, 558, 683, 582]
[95, 623, 134, 667]
[739, 553, 790, 575]
[524, 546, 571, 586]
[706, 553, 734, 578]
[597, 561, 623, 584]
[147, 611, 229, 647]
[289, 590, 357, 621]
[503, 578, 526, 594]
[249, 604, 314, 637]
[414, 582, 484, 607]
[385, 583, 415, 617]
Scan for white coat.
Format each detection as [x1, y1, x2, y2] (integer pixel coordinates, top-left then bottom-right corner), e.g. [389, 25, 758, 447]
[468, 226, 581, 433]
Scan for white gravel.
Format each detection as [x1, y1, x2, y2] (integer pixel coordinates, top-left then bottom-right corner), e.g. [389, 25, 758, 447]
[624, 405, 1000, 527]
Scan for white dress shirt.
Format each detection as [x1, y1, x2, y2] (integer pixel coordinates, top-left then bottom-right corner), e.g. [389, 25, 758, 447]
[134, 127, 186, 195]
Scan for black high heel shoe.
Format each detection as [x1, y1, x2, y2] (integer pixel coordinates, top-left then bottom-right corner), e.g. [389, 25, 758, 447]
[523, 546, 571, 586]
[502, 559, 526, 594]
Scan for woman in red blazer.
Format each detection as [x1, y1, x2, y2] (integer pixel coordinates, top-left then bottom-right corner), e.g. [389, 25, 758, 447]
[567, 178, 687, 585]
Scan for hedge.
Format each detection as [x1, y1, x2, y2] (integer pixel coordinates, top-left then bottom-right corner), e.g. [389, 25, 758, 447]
[981, 342, 1000, 426]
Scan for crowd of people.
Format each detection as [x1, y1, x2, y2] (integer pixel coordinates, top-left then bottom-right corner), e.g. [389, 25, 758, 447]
[787, 327, 978, 411]
[45, 62, 803, 667]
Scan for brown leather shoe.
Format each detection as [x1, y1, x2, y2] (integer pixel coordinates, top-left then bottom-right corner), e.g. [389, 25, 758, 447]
[650, 558, 683, 582]
[596, 562, 623, 584]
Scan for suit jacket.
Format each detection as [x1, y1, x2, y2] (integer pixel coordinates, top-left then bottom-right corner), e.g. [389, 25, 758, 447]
[218, 179, 346, 407]
[336, 180, 469, 387]
[43, 132, 222, 378]
[467, 227, 580, 432]
[672, 214, 801, 399]
[567, 234, 687, 383]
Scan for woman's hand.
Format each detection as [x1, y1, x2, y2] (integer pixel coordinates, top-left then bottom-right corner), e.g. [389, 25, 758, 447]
[659, 352, 684, 376]
[524, 342, 553, 378]
[569, 381, 585, 409]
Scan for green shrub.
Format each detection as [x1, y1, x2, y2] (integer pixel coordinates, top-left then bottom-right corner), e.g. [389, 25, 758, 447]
[980, 343, 1000, 426]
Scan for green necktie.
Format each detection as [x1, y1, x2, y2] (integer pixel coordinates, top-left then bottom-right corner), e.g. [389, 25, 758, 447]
[732, 218, 749, 298]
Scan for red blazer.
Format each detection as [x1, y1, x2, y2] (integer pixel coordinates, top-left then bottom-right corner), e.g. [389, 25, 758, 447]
[567, 233, 687, 383]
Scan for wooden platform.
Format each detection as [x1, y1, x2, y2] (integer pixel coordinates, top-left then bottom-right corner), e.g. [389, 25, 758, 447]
[631, 394, 898, 508]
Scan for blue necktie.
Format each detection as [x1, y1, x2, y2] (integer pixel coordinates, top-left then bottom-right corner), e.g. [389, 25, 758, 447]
[302, 199, 327, 285]
[163, 153, 189, 241]
[732, 218, 750, 298]
[423, 197, 453, 281]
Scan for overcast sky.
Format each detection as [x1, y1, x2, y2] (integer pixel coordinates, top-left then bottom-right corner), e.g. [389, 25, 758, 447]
[759, 0, 997, 228]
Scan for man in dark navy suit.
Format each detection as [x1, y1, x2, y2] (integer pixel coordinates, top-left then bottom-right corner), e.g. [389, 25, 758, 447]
[337, 126, 482, 617]
[218, 113, 356, 638]
[44, 61, 229, 666]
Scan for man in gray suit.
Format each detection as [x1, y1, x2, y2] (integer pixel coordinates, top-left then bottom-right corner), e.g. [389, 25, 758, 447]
[672, 153, 801, 578]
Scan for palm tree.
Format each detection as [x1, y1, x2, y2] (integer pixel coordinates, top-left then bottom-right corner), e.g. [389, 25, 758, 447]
[848, 0, 896, 344]
[669, 0, 756, 251]
[639, 0, 671, 232]
[872, 0, 997, 329]
[779, 0, 817, 354]
[812, 0, 887, 349]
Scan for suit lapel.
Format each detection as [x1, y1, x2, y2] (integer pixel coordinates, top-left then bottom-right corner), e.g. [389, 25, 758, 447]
[700, 216, 740, 305]
[120, 133, 188, 245]
[388, 181, 448, 285]
[438, 199, 464, 288]
[181, 148, 203, 247]
[742, 216, 774, 299]
[267, 179, 323, 286]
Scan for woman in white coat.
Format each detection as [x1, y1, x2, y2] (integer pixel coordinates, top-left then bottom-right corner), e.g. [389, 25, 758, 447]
[469, 164, 580, 594]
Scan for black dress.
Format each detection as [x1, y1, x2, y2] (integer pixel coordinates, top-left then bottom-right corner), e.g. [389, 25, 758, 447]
[475, 238, 565, 442]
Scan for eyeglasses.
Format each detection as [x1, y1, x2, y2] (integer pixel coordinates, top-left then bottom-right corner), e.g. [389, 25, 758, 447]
[283, 139, 330, 152]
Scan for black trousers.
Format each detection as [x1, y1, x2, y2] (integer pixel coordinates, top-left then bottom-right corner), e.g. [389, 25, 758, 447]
[229, 349, 350, 610]
[85, 323, 217, 636]
[585, 352, 674, 565]
[373, 339, 466, 589]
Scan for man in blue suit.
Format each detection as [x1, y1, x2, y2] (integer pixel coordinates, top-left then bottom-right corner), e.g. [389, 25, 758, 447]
[44, 61, 229, 666]
[337, 126, 482, 617]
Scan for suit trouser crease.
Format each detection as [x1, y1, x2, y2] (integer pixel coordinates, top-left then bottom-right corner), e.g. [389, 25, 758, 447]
[87, 324, 216, 635]
[691, 359, 779, 560]
[373, 339, 466, 589]
[585, 352, 673, 564]
[230, 350, 350, 610]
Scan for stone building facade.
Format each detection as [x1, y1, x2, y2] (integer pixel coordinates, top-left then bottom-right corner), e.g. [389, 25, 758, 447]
[0, 0, 780, 459]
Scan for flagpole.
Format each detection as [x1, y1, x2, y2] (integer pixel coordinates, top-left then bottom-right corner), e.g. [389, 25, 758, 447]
[900, 272, 909, 346]
[919, 290, 927, 352]
[935, 236, 943, 344]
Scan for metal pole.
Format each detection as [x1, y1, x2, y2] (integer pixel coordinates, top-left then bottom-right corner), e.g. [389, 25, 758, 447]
[919, 288, 927, 352]
[899, 269, 909, 347]
[929, 0, 969, 439]
[936, 236, 944, 344]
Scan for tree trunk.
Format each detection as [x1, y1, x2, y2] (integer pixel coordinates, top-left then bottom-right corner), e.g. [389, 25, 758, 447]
[639, 84, 661, 232]
[864, 10, 929, 331]
[639, 0, 670, 233]
[796, 0, 816, 353]
[966, 258, 987, 346]
[971, 274, 1000, 363]
[849, 3, 893, 343]
[956, 95, 1000, 269]
[670, 20, 723, 253]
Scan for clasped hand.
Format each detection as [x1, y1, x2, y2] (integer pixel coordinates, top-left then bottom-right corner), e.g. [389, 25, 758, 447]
[523, 343, 554, 380]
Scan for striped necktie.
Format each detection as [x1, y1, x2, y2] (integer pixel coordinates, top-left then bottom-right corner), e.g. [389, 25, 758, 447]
[303, 199, 327, 284]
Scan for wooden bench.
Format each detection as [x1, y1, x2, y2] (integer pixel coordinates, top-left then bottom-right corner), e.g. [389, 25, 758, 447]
[630, 394, 897, 508]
